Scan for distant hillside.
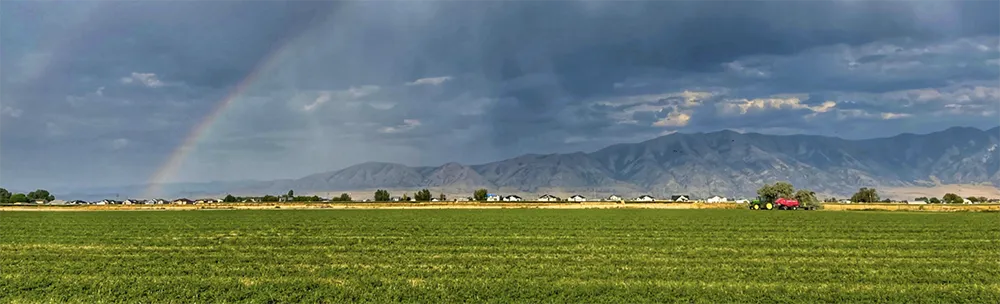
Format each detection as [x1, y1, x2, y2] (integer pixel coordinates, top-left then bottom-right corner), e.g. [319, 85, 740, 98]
[64, 126, 1000, 200]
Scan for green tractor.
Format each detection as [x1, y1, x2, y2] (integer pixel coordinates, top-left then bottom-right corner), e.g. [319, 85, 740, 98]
[747, 197, 774, 210]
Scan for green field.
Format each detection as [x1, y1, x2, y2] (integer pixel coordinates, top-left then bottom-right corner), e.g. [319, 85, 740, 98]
[2, 210, 998, 303]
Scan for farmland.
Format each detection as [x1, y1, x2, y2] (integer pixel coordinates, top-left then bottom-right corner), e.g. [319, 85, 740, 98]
[2, 210, 999, 303]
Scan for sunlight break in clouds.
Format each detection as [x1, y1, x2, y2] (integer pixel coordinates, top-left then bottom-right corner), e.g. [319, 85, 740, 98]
[120, 72, 165, 88]
[406, 76, 452, 86]
[379, 119, 422, 134]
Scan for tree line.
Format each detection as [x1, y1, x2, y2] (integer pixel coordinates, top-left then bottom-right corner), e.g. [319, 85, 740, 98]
[222, 190, 352, 203]
[372, 188, 490, 202]
[0, 188, 54, 204]
[914, 194, 991, 204]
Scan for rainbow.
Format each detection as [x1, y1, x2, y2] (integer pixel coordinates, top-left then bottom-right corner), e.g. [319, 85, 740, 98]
[142, 20, 324, 198]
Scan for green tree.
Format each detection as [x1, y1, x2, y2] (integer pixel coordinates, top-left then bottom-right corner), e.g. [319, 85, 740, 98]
[474, 189, 488, 201]
[223, 194, 238, 202]
[402, 193, 411, 201]
[0, 188, 10, 204]
[339, 193, 352, 201]
[262, 195, 279, 202]
[942, 193, 963, 204]
[928, 197, 941, 204]
[9, 193, 28, 203]
[850, 187, 879, 203]
[757, 182, 794, 203]
[977, 196, 988, 203]
[439, 193, 447, 201]
[286, 190, 294, 198]
[794, 189, 818, 204]
[966, 196, 980, 203]
[914, 197, 928, 202]
[374, 189, 390, 201]
[414, 189, 432, 201]
[26, 189, 53, 202]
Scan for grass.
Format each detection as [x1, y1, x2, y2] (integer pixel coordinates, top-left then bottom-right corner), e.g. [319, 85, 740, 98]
[1, 209, 998, 303]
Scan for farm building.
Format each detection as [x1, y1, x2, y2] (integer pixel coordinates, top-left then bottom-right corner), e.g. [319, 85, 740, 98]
[635, 195, 655, 202]
[486, 194, 500, 202]
[538, 194, 560, 202]
[706, 196, 727, 203]
[568, 195, 586, 202]
[503, 195, 522, 202]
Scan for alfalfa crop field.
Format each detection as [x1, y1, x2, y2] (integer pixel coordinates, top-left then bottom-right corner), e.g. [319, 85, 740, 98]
[1, 210, 998, 303]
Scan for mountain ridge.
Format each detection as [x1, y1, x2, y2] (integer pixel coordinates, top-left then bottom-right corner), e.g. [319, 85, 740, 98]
[236, 125, 999, 198]
[56, 126, 1000, 200]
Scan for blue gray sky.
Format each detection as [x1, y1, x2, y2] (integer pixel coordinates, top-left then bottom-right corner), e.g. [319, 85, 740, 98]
[2, 1, 999, 191]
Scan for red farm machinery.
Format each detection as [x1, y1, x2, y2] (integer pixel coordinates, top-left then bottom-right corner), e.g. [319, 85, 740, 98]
[748, 197, 812, 210]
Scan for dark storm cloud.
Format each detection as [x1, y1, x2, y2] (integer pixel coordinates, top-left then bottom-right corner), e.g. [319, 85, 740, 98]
[2, 0, 998, 190]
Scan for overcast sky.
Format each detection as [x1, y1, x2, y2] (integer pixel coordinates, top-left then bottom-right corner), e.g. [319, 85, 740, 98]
[2, 1, 998, 190]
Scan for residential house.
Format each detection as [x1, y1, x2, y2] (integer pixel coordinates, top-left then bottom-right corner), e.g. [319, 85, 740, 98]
[568, 195, 586, 202]
[636, 195, 655, 202]
[706, 196, 727, 203]
[607, 195, 623, 201]
[454, 197, 470, 202]
[734, 199, 750, 204]
[123, 199, 141, 205]
[486, 194, 500, 202]
[68, 200, 88, 205]
[538, 194, 560, 202]
[390, 196, 402, 202]
[907, 200, 928, 205]
[963, 198, 973, 204]
[431, 198, 440, 202]
[32, 199, 47, 204]
[172, 198, 193, 205]
[503, 195, 523, 202]
[670, 195, 690, 202]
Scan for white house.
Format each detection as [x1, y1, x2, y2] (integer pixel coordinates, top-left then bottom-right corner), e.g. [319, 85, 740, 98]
[706, 196, 727, 203]
[607, 195, 623, 201]
[670, 195, 690, 202]
[636, 195, 655, 202]
[172, 198, 193, 205]
[907, 200, 928, 205]
[123, 199, 141, 205]
[538, 194, 560, 202]
[963, 198, 973, 204]
[486, 194, 501, 202]
[568, 195, 586, 202]
[734, 199, 750, 204]
[503, 195, 523, 202]
[454, 197, 470, 202]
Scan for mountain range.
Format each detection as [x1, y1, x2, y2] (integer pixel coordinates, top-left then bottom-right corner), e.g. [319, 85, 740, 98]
[59, 126, 1000, 200]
